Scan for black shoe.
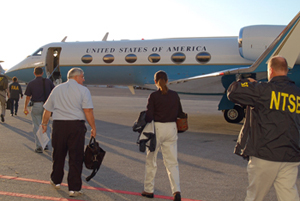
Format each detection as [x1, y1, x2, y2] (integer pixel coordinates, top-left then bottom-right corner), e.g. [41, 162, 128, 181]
[1, 114, 4, 122]
[35, 147, 43, 153]
[141, 191, 154, 198]
[173, 192, 181, 201]
[14, 113, 17, 116]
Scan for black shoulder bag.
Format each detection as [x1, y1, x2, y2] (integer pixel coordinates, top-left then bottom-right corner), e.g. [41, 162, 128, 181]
[42, 78, 46, 102]
[84, 137, 106, 181]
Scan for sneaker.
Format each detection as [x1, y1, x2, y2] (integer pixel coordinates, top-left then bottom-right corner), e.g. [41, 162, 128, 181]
[44, 145, 49, 150]
[173, 192, 181, 201]
[1, 114, 4, 122]
[50, 180, 60, 189]
[35, 147, 43, 153]
[10, 114, 13, 116]
[141, 191, 154, 198]
[69, 191, 83, 197]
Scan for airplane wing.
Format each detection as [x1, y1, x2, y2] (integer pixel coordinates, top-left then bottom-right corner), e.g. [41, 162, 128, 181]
[168, 66, 250, 85]
[0, 64, 5, 75]
[169, 11, 300, 85]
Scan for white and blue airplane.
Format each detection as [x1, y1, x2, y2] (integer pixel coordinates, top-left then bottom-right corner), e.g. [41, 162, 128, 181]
[5, 12, 300, 123]
[0, 61, 5, 75]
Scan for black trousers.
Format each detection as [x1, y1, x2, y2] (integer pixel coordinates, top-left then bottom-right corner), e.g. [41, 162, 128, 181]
[51, 120, 86, 191]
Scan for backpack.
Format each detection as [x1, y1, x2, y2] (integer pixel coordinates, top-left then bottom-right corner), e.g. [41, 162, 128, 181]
[0, 75, 8, 91]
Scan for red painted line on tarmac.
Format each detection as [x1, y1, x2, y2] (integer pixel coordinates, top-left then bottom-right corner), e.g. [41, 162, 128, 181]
[0, 175, 203, 201]
[0, 191, 84, 201]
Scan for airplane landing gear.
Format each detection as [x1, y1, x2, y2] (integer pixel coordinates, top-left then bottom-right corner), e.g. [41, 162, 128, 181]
[223, 105, 244, 123]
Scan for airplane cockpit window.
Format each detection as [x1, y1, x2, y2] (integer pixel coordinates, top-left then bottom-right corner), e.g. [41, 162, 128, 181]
[196, 52, 211, 63]
[171, 52, 186, 64]
[32, 48, 43, 56]
[148, 53, 161, 63]
[103, 54, 114, 63]
[125, 54, 137, 63]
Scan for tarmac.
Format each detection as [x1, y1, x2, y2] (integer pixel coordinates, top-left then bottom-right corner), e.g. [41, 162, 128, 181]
[1, 86, 300, 201]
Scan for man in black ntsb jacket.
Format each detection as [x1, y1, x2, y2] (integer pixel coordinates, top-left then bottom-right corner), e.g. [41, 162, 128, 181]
[227, 56, 300, 201]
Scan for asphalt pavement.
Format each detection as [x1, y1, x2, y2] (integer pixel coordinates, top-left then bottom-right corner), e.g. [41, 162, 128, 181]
[1, 86, 299, 201]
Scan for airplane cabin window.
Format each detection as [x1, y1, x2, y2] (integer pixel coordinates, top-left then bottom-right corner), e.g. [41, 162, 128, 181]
[148, 53, 161, 63]
[196, 52, 211, 63]
[125, 54, 137, 63]
[103, 54, 114, 63]
[32, 48, 43, 56]
[171, 52, 186, 64]
[81, 54, 93, 64]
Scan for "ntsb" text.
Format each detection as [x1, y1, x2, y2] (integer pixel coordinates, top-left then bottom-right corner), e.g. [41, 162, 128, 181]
[270, 91, 300, 113]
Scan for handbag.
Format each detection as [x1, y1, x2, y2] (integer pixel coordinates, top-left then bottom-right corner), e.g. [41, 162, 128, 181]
[6, 98, 11, 110]
[176, 113, 188, 133]
[84, 137, 106, 181]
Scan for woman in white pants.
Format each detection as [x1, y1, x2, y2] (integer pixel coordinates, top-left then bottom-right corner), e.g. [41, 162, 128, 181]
[142, 70, 184, 201]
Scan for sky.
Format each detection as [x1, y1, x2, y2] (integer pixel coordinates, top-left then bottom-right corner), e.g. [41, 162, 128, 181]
[0, 0, 299, 70]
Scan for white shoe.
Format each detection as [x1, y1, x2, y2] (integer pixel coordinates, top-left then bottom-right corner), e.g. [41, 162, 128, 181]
[69, 191, 83, 197]
[50, 180, 60, 189]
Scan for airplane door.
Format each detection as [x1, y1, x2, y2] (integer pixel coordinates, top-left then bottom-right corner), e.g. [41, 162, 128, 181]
[45, 47, 62, 85]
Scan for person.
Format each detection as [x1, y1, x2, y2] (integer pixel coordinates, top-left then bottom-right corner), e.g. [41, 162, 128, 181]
[142, 70, 184, 201]
[41, 67, 96, 197]
[9, 76, 23, 116]
[0, 74, 9, 122]
[227, 55, 300, 201]
[24, 67, 55, 153]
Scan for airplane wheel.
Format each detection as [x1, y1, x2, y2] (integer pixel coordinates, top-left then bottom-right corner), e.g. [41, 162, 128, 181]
[224, 105, 244, 123]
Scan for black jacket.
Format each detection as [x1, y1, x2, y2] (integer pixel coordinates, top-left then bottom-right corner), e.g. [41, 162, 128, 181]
[9, 82, 23, 100]
[227, 76, 300, 162]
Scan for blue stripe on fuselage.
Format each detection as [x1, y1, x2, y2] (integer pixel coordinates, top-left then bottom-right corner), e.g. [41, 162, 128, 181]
[59, 64, 250, 85]
[6, 64, 300, 88]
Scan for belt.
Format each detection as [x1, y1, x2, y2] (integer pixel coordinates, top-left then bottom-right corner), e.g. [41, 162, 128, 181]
[53, 120, 85, 123]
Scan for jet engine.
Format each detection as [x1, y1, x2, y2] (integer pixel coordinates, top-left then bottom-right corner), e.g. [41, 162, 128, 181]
[238, 25, 285, 61]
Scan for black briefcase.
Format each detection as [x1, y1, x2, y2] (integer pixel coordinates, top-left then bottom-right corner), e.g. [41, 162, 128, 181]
[6, 98, 11, 110]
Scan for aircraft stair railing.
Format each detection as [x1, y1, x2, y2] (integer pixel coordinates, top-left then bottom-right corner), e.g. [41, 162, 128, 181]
[47, 64, 62, 85]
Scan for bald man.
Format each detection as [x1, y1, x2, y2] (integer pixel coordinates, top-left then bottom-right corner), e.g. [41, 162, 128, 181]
[227, 56, 300, 201]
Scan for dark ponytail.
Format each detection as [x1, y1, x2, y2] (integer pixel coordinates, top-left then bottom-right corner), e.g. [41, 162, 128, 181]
[154, 70, 168, 95]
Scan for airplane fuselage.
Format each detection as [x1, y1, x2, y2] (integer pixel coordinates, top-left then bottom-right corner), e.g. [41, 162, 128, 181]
[6, 35, 300, 94]
[6, 37, 252, 90]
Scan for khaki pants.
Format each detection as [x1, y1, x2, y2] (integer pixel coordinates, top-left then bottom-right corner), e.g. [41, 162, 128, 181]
[30, 102, 50, 148]
[144, 122, 180, 194]
[0, 90, 6, 116]
[245, 156, 300, 201]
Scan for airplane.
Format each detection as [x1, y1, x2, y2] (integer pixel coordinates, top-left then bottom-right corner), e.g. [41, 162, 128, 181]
[5, 12, 300, 123]
[0, 61, 5, 75]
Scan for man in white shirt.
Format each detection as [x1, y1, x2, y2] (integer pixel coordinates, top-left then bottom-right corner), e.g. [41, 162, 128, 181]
[42, 67, 96, 197]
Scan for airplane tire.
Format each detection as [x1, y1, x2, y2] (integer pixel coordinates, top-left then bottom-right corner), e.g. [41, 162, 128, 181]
[224, 105, 244, 123]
